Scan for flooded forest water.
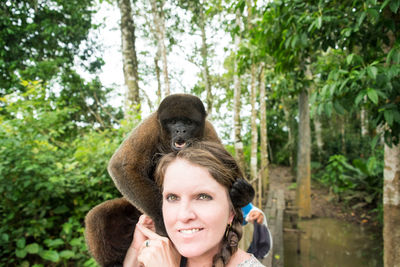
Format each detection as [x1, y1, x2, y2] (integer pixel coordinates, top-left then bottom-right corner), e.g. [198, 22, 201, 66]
[283, 217, 383, 267]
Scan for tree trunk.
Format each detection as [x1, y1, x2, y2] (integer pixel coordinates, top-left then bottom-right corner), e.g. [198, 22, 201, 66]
[118, 0, 140, 118]
[250, 63, 258, 183]
[247, 0, 258, 191]
[313, 114, 323, 159]
[259, 63, 269, 198]
[383, 29, 399, 267]
[340, 115, 346, 154]
[282, 101, 294, 168]
[150, 0, 170, 96]
[233, 11, 246, 173]
[383, 143, 400, 267]
[296, 88, 312, 218]
[361, 96, 368, 137]
[199, 2, 212, 115]
[154, 48, 162, 105]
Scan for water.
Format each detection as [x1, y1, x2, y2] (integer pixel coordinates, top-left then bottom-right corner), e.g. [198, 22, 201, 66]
[284, 217, 382, 267]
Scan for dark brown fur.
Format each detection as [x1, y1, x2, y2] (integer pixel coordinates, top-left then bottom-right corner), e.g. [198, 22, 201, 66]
[84, 94, 220, 267]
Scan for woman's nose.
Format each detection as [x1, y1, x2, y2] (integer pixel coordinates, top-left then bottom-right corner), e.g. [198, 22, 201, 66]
[177, 201, 196, 222]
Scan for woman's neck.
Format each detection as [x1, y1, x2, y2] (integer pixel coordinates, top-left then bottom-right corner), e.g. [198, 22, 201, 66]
[186, 254, 214, 267]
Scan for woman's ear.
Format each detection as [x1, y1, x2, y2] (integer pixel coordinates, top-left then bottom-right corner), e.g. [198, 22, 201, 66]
[229, 208, 235, 223]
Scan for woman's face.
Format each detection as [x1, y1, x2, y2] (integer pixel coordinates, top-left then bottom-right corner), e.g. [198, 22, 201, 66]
[162, 158, 234, 260]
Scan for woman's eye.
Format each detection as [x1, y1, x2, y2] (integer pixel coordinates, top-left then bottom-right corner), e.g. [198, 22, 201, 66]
[166, 194, 178, 202]
[198, 193, 212, 200]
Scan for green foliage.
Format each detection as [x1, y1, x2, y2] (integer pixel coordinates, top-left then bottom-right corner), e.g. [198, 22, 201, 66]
[0, 81, 125, 265]
[316, 153, 383, 216]
[0, 0, 100, 93]
[319, 155, 357, 195]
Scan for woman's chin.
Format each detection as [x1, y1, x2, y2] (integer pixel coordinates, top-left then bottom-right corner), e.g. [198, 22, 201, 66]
[177, 243, 219, 260]
[177, 246, 203, 258]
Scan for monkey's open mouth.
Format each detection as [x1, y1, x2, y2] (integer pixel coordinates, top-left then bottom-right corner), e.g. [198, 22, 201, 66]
[174, 142, 186, 149]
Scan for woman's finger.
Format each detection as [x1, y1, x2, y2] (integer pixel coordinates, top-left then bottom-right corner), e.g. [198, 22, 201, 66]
[136, 223, 167, 241]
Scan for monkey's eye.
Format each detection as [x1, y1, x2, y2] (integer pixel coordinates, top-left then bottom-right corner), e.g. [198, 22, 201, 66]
[165, 194, 179, 202]
[197, 193, 212, 200]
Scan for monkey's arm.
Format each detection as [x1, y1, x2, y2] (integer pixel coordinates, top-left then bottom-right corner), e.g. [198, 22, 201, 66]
[85, 198, 142, 267]
[108, 113, 164, 233]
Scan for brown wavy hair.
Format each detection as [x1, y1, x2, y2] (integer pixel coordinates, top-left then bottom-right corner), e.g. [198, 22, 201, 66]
[155, 141, 255, 266]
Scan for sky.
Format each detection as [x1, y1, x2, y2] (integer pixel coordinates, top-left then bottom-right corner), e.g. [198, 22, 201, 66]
[90, 1, 231, 115]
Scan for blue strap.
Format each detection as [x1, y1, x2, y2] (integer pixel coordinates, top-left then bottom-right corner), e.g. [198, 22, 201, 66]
[241, 203, 254, 225]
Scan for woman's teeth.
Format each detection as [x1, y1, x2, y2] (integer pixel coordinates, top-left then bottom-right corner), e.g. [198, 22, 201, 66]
[180, 228, 201, 234]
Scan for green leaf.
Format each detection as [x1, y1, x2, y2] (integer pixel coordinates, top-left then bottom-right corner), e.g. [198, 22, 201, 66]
[62, 222, 72, 234]
[384, 110, 394, 126]
[367, 157, 377, 174]
[324, 102, 333, 117]
[366, 8, 379, 20]
[357, 12, 367, 27]
[390, 0, 400, 12]
[44, 238, 64, 248]
[70, 238, 82, 247]
[1, 233, 9, 242]
[346, 54, 354, 65]
[367, 66, 378, 80]
[367, 88, 379, 104]
[39, 250, 60, 262]
[371, 135, 380, 149]
[381, 0, 390, 10]
[26, 243, 40, 254]
[355, 93, 365, 106]
[334, 101, 345, 115]
[16, 248, 27, 258]
[317, 16, 322, 29]
[393, 110, 400, 122]
[53, 205, 69, 214]
[17, 238, 26, 249]
[60, 250, 75, 259]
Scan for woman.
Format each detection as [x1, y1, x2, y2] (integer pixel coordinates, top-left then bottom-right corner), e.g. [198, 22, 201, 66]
[124, 141, 265, 267]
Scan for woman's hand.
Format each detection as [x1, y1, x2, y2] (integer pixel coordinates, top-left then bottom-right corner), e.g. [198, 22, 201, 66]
[136, 223, 180, 267]
[123, 214, 180, 267]
[123, 215, 156, 267]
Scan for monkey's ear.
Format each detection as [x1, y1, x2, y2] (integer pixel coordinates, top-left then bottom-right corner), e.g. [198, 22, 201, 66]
[229, 178, 255, 208]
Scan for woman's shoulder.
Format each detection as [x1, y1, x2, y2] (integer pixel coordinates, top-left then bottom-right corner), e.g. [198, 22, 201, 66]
[236, 254, 265, 267]
[228, 249, 265, 267]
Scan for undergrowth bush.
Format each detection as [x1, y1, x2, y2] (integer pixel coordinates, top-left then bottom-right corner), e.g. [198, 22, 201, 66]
[314, 152, 383, 224]
[0, 82, 129, 266]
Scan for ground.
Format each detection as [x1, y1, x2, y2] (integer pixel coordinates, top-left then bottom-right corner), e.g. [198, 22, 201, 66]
[268, 165, 380, 229]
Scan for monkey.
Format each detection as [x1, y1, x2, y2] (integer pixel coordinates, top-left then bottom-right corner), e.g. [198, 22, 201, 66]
[84, 94, 222, 267]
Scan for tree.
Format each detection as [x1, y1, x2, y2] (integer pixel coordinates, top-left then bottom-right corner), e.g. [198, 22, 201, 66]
[259, 63, 269, 197]
[233, 10, 246, 172]
[256, 0, 317, 217]
[198, 1, 213, 114]
[175, 0, 216, 114]
[150, 0, 170, 96]
[117, 0, 141, 118]
[296, 84, 312, 217]
[0, 0, 98, 94]
[383, 142, 400, 267]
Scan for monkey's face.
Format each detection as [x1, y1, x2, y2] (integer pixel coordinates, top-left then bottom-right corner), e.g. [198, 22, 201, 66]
[164, 118, 199, 151]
